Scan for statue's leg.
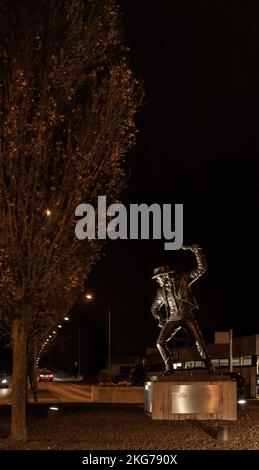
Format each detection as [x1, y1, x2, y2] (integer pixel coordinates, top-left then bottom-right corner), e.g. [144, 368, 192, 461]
[165, 325, 181, 365]
[182, 318, 215, 375]
[156, 321, 180, 373]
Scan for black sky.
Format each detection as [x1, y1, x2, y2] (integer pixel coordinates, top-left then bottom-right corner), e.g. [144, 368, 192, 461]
[50, 1, 259, 373]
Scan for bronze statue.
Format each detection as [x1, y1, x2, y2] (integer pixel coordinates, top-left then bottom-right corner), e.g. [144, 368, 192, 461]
[151, 244, 215, 376]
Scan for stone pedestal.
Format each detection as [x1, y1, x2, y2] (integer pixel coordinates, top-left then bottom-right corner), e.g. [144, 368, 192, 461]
[145, 376, 237, 421]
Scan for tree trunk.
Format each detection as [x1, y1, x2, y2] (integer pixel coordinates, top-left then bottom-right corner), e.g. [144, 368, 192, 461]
[11, 316, 28, 441]
[32, 340, 38, 402]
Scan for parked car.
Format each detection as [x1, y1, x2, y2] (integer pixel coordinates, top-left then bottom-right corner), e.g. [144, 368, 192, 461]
[223, 372, 248, 401]
[37, 369, 54, 382]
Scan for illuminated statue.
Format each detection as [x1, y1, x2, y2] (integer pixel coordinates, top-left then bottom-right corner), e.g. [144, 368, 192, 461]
[151, 244, 215, 376]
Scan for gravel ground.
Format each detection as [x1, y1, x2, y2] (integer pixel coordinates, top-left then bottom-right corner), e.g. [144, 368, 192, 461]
[0, 403, 259, 450]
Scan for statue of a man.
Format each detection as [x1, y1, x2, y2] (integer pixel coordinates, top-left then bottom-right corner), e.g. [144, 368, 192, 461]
[151, 244, 215, 376]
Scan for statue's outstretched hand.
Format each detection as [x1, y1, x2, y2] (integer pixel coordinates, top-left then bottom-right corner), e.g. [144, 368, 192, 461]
[182, 245, 190, 251]
[182, 244, 201, 252]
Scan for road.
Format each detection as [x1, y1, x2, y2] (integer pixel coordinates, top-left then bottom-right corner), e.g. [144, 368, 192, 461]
[40, 382, 93, 402]
[0, 382, 94, 404]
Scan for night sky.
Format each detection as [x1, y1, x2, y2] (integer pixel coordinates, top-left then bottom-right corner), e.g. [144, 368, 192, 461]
[48, 1, 259, 374]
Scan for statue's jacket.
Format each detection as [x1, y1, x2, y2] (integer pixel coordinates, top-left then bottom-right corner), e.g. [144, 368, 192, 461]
[151, 248, 207, 322]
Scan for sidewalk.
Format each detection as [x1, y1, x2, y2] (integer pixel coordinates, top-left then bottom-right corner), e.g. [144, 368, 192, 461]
[0, 388, 59, 405]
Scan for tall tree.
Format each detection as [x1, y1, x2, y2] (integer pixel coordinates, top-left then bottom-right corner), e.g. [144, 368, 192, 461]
[0, 0, 142, 440]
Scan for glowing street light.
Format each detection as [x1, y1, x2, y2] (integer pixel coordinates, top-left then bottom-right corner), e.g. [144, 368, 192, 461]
[85, 293, 93, 301]
[84, 291, 111, 379]
[45, 208, 52, 217]
[64, 316, 69, 321]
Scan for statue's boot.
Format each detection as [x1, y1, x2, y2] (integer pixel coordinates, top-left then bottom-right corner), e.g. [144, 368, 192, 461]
[161, 358, 174, 376]
[204, 359, 216, 376]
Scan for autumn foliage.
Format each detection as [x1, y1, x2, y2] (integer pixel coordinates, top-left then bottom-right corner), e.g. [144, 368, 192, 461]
[0, 0, 142, 439]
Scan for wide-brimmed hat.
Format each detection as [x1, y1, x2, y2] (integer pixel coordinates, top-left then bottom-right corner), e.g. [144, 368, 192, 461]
[152, 265, 175, 279]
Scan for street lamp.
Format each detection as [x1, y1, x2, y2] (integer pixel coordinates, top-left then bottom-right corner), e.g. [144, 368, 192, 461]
[77, 319, 81, 378]
[108, 305, 111, 379]
[85, 293, 93, 301]
[84, 292, 111, 380]
[60, 316, 81, 378]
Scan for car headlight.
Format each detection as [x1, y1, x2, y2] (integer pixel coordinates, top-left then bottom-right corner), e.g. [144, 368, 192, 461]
[1, 379, 7, 384]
